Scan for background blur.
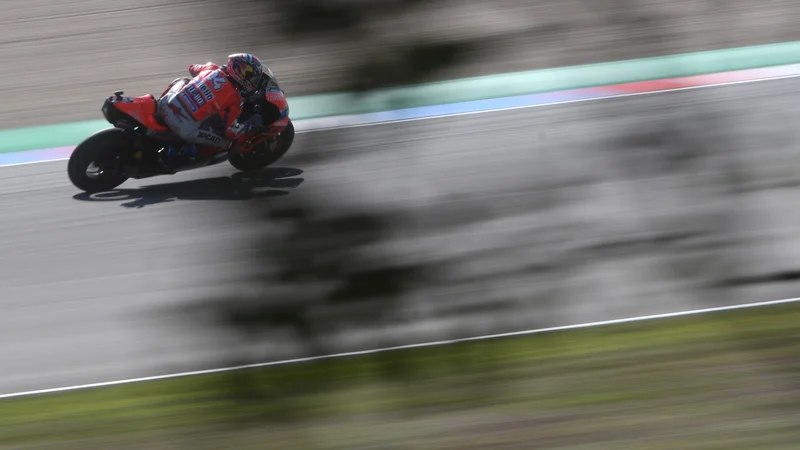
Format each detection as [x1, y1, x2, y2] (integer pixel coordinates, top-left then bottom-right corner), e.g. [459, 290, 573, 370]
[4, 0, 800, 128]
[3, 0, 800, 448]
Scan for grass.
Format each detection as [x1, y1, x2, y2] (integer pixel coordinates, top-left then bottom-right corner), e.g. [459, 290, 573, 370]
[3, 303, 800, 448]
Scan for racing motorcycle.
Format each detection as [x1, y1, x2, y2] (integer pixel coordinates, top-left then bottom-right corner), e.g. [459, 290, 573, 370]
[67, 82, 295, 194]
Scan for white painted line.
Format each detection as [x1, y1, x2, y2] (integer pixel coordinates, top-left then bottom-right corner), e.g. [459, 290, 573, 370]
[2, 295, 799, 400]
[3, 71, 800, 170]
[0, 158, 78, 168]
[296, 72, 800, 132]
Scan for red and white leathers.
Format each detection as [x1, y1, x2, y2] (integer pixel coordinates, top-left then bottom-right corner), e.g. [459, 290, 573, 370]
[157, 62, 245, 151]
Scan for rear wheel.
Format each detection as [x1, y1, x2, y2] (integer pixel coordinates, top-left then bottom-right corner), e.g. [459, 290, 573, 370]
[67, 128, 132, 193]
[229, 119, 295, 172]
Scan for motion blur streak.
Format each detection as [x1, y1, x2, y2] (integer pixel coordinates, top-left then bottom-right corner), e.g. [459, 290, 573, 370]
[3, 76, 800, 395]
[2, 295, 799, 400]
[4, 63, 800, 169]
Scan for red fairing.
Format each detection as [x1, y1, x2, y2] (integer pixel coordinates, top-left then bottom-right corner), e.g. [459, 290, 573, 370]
[266, 117, 289, 137]
[265, 91, 288, 112]
[114, 96, 170, 133]
[264, 90, 290, 136]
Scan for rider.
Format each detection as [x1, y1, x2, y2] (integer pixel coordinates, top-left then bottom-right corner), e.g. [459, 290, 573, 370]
[156, 53, 287, 165]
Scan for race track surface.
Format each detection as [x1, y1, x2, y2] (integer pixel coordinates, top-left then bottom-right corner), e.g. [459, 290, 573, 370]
[3, 77, 800, 395]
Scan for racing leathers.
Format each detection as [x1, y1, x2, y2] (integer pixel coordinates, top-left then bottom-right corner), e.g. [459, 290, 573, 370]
[156, 62, 278, 162]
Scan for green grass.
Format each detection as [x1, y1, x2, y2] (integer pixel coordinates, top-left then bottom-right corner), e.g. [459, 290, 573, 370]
[3, 304, 800, 448]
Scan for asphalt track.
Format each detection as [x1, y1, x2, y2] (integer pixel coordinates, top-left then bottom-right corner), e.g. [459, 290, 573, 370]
[3, 76, 800, 396]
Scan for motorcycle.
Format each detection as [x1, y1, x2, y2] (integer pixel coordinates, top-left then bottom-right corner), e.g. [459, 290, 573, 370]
[67, 82, 295, 194]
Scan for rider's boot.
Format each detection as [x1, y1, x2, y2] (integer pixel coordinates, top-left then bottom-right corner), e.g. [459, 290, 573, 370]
[159, 142, 198, 174]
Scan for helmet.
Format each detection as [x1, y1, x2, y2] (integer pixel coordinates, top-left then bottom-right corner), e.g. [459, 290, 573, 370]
[224, 53, 264, 99]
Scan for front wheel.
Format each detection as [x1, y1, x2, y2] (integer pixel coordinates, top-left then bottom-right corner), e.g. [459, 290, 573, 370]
[228, 119, 295, 172]
[67, 128, 131, 193]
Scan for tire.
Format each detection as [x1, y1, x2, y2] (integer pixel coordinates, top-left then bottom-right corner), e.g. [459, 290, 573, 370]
[229, 119, 295, 172]
[67, 128, 132, 193]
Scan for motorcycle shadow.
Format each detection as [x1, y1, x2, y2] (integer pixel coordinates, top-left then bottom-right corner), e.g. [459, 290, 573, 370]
[72, 167, 304, 208]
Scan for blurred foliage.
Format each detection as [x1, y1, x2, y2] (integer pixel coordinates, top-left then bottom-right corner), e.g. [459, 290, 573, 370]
[5, 302, 800, 448]
[274, 0, 439, 36]
[253, 0, 477, 91]
[207, 203, 433, 349]
[184, 199, 447, 424]
[151, 0, 800, 445]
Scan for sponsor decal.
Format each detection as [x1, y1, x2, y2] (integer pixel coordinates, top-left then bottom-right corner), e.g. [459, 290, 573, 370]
[186, 84, 206, 108]
[198, 131, 222, 145]
[179, 92, 198, 113]
[199, 82, 215, 102]
[208, 71, 228, 91]
[266, 92, 285, 103]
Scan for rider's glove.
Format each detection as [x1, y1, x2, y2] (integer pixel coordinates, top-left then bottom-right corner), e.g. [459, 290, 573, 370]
[243, 114, 263, 132]
[231, 114, 263, 137]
